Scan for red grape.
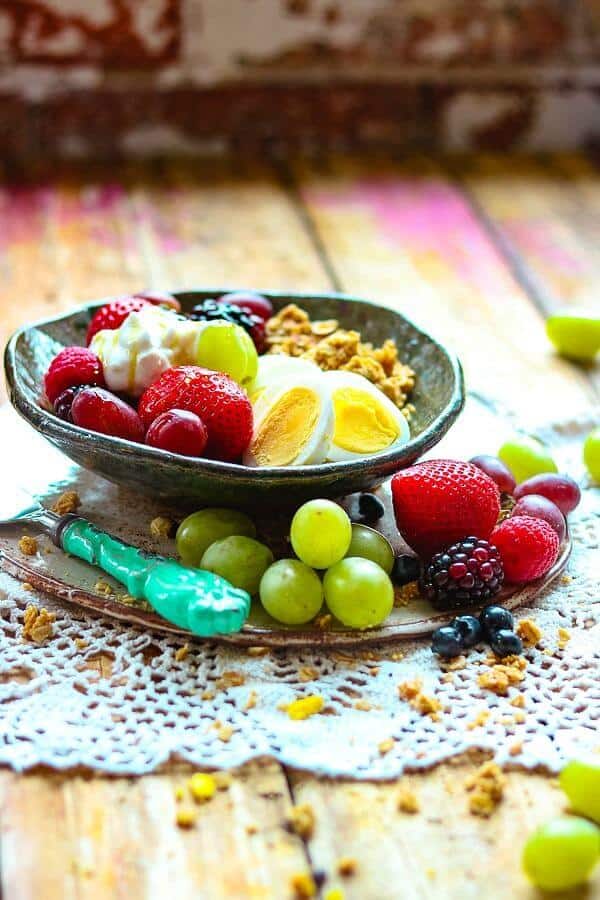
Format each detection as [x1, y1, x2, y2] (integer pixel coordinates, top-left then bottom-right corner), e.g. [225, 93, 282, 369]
[145, 409, 208, 457]
[469, 455, 516, 494]
[71, 387, 145, 442]
[514, 473, 581, 515]
[218, 291, 273, 322]
[512, 495, 566, 542]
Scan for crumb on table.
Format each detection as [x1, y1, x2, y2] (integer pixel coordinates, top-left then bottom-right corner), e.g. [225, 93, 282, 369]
[465, 761, 506, 817]
[150, 516, 174, 538]
[397, 782, 420, 814]
[51, 491, 80, 515]
[291, 872, 316, 899]
[18, 535, 38, 556]
[477, 655, 526, 696]
[95, 580, 115, 597]
[285, 695, 324, 720]
[394, 581, 420, 607]
[336, 856, 358, 877]
[22, 605, 55, 643]
[175, 644, 190, 662]
[378, 737, 395, 756]
[285, 803, 316, 839]
[398, 679, 442, 720]
[516, 618, 543, 647]
[175, 807, 197, 829]
[557, 627, 571, 649]
[188, 772, 217, 803]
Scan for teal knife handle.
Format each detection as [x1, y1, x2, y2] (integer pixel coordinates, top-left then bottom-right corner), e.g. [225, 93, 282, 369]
[59, 518, 250, 637]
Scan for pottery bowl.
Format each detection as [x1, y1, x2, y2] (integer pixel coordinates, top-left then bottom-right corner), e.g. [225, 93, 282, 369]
[5, 290, 464, 508]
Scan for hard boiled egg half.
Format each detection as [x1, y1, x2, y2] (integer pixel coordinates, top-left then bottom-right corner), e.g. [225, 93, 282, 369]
[323, 370, 410, 462]
[243, 373, 333, 467]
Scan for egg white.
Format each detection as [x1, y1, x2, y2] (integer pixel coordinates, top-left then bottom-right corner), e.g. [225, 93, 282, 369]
[323, 370, 410, 462]
[248, 355, 320, 403]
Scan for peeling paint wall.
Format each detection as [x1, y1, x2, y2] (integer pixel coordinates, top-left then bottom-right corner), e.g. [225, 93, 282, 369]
[0, 0, 599, 159]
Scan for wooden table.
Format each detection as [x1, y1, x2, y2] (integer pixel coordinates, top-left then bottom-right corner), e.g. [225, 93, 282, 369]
[0, 155, 598, 899]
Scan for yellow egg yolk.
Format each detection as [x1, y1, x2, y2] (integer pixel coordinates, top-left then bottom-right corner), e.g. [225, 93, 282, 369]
[332, 387, 399, 454]
[251, 387, 321, 466]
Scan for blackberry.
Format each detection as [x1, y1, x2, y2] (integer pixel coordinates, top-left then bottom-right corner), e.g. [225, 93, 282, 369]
[391, 554, 421, 586]
[419, 537, 504, 611]
[189, 299, 265, 351]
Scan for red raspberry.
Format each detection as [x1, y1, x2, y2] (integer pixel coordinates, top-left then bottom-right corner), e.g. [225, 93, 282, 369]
[71, 387, 145, 442]
[491, 515, 559, 583]
[44, 347, 105, 405]
[391, 459, 500, 559]
[139, 366, 253, 462]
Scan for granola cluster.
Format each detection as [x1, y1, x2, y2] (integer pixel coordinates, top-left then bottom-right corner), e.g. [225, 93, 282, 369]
[265, 304, 416, 412]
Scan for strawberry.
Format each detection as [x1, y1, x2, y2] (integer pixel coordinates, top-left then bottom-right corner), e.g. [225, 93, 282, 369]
[86, 292, 180, 345]
[391, 459, 501, 559]
[139, 366, 253, 462]
[71, 387, 145, 442]
[491, 515, 559, 583]
[44, 346, 105, 405]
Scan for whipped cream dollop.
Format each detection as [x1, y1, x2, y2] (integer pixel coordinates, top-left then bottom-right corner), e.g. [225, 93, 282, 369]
[91, 306, 205, 397]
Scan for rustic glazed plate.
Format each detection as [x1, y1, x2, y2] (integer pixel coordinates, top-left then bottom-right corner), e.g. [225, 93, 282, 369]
[0, 405, 571, 648]
[4, 290, 464, 508]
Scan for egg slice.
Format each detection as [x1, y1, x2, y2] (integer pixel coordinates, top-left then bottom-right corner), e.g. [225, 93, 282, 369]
[323, 371, 410, 462]
[243, 374, 333, 467]
[248, 355, 320, 404]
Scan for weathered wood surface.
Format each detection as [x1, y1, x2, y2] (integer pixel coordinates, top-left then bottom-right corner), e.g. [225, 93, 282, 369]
[0, 154, 598, 899]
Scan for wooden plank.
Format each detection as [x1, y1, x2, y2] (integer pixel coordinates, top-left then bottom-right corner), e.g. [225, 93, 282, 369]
[0, 762, 312, 900]
[290, 761, 600, 900]
[292, 155, 595, 419]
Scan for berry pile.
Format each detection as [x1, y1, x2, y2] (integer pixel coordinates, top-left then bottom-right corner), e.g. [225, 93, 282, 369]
[190, 298, 266, 352]
[431, 604, 523, 659]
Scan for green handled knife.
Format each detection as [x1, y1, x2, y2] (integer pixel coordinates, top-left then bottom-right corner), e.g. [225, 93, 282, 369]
[0, 485, 250, 637]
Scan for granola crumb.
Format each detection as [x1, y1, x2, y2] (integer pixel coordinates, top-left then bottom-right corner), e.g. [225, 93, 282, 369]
[216, 724, 234, 743]
[510, 693, 526, 709]
[245, 823, 258, 835]
[175, 807, 197, 829]
[285, 695, 324, 720]
[298, 666, 319, 683]
[397, 782, 420, 814]
[465, 761, 506, 817]
[19, 535, 38, 556]
[314, 613, 332, 630]
[398, 679, 442, 720]
[285, 803, 315, 839]
[291, 873, 316, 899]
[188, 772, 217, 803]
[174, 785, 185, 802]
[478, 655, 526, 696]
[22, 582, 34, 592]
[247, 646, 269, 657]
[150, 516, 174, 538]
[216, 670, 245, 691]
[509, 741, 523, 756]
[175, 643, 190, 662]
[22, 605, 55, 643]
[557, 627, 571, 649]
[337, 856, 358, 877]
[440, 654, 467, 672]
[201, 690, 215, 701]
[516, 618, 543, 647]
[51, 491, 80, 515]
[324, 890, 345, 900]
[244, 690, 258, 711]
[467, 709, 490, 730]
[75, 638, 88, 651]
[95, 579, 115, 597]
[378, 737, 395, 756]
[354, 698, 372, 711]
[394, 581, 420, 607]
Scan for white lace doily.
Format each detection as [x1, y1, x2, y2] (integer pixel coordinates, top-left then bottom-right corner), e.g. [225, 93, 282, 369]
[0, 400, 598, 776]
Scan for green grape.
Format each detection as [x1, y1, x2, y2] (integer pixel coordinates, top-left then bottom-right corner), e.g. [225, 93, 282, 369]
[584, 427, 600, 483]
[522, 815, 600, 892]
[345, 524, 394, 574]
[259, 559, 323, 625]
[195, 322, 258, 388]
[200, 536, 274, 596]
[498, 435, 558, 484]
[323, 557, 394, 629]
[176, 508, 256, 567]
[290, 499, 352, 569]
[546, 308, 600, 362]
[560, 759, 600, 824]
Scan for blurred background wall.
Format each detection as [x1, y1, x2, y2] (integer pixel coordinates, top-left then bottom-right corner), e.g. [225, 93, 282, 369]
[1, 0, 599, 161]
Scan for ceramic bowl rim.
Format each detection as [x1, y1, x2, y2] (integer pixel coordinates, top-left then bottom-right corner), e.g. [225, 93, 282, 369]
[5, 289, 465, 480]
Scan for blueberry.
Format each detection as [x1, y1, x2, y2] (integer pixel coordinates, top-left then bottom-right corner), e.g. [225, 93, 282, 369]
[452, 615, 484, 648]
[479, 605, 514, 637]
[357, 492, 385, 523]
[490, 629, 523, 658]
[392, 554, 421, 586]
[431, 626, 464, 659]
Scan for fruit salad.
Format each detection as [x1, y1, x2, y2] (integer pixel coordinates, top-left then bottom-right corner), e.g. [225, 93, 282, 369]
[42, 290, 414, 467]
